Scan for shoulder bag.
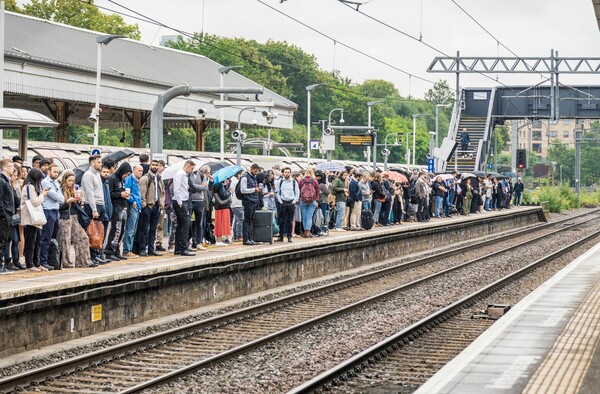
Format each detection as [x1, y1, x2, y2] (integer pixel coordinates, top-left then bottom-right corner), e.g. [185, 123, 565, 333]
[26, 186, 47, 227]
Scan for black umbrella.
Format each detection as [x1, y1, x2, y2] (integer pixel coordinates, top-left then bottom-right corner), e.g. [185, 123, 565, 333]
[74, 149, 135, 185]
[502, 171, 518, 179]
[473, 170, 486, 178]
[489, 172, 505, 179]
[205, 161, 229, 172]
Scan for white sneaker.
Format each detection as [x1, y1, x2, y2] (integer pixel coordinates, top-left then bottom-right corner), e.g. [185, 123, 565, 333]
[197, 245, 207, 251]
[215, 242, 228, 247]
[335, 228, 346, 232]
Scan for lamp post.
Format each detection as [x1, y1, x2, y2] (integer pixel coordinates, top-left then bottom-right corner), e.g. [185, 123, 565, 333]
[326, 108, 344, 162]
[435, 103, 452, 171]
[306, 84, 321, 166]
[219, 65, 243, 161]
[0, 0, 5, 152]
[368, 100, 384, 171]
[383, 133, 401, 171]
[412, 114, 423, 166]
[91, 34, 125, 147]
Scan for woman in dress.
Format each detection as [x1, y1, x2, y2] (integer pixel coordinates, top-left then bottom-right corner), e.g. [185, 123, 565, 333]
[59, 171, 93, 268]
[20, 168, 49, 272]
[213, 179, 232, 246]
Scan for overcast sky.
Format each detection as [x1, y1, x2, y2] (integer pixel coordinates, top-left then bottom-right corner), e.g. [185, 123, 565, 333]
[93, 0, 600, 98]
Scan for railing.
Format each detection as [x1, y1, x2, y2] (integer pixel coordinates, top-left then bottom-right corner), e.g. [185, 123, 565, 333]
[441, 88, 464, 172]
[475, 87, 496, 171]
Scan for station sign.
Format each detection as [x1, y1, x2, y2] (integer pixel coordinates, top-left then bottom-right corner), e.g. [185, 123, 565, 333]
[339, 134, 374, 147]
[427, 158, 435, 172]
[310, 140, 319, 150]
[90, 147, 101, 156]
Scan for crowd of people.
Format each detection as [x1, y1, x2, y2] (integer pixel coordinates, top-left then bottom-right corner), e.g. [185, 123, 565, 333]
[0, 153, 525, 275]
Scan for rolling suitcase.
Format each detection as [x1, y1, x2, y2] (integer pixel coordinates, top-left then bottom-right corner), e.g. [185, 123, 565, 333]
[253, 210, 274, 244]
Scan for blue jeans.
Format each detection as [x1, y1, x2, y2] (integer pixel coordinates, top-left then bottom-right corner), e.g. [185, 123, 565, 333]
[123, 208, 139, 254]
[232, 206, 244, 239]
[513, 193, 522, 206]
[372, 200, 382, 224]
[362, 201, 371, 211]
[335, 201, 346, 229]
[40, 209, 59, 266]
[447, 190, 455, 207]
[319, 202, 329, 232]
[300, 201, 317, 232]
[484, 196, 491, 210]
[435, 196, 444, 218]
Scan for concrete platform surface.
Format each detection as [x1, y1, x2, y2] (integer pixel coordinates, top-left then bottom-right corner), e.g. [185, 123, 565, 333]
[416, 234, 600, 394]
[0, 207, 539, 302]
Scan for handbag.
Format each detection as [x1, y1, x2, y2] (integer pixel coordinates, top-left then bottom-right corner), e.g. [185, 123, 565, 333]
[26, 186, 47, 227]
[86, 219, 105, 250]
[75, 204, 91, 229]
[214, 185, 232, 209]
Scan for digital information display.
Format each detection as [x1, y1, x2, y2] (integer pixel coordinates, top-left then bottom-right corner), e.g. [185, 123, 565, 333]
[339, 134, 374, 147]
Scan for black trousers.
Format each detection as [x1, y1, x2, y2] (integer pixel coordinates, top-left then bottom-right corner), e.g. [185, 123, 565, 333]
[83, 203, 106, 259]
[0, 218, 10, 265]
[380, 200, 391, 225]
[279, 202, 295, 238]
[139, 204, 161, 253]
[242, 201, 258, 241]
[40, 209, 59, 266]
[417, 197, 428, 221]
[106, 205, 127, 256]
[173, 200, 190, 254]
[24, 225, 42, 268]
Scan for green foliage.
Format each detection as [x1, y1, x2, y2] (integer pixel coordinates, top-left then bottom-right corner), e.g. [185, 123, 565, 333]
[493, 125, 511, 152]
[533, 185, 579, 213]
[522, 189, 533, 205]
[578, 191, 600, 208]
[424, 80, 455, 106]
[11, 0, 141, 39]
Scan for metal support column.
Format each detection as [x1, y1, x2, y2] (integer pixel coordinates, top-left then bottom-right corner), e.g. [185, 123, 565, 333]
[575, 131, 581, 198]
[132, 111, 143, 148]
[19, 125, 28, 162]
[54, 101, 69, 143]
[189, 119, 207, 151]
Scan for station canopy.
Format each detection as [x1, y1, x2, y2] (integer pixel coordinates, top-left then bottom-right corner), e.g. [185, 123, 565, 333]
[0, 108, 58, 128]
[3, 12, 297, 129]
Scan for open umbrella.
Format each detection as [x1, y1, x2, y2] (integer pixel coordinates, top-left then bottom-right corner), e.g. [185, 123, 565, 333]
[489, 172, 505, 179]
[434, 173, 455, 182]
[161, 158, 206, 180]
[382, 171, 409, 183]
[315, 161, 345, 172]
[462, 172, 477, 179]
[213, 165, 244, 184]
[205, 161, 229, 172]
[502, 171, 518, 179]
[388, 166, 411, 176]
[74, 149, 136, 185]
[473, 170, 486, 178]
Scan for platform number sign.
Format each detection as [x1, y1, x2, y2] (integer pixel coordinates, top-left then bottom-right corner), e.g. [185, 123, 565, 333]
[91, 304, 102, 322]
[427, 158, 435, 173]
[90, 147, 101, 156]
[516, 149, 527, 169]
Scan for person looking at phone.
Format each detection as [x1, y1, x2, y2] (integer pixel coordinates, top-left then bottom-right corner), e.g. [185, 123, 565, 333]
[105, 162, 132, 261]
[39, 164, 64, 270]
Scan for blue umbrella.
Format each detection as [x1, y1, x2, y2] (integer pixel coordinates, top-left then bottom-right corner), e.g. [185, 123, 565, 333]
[213, 165, 244, 184]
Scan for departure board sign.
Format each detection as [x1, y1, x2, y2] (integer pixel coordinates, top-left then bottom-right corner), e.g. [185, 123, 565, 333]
[339, 134, 374, 147]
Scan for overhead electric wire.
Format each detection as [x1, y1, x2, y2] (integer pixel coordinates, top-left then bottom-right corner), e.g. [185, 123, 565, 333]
[336, 0, 528, 115]
[255, 0, 436, 85]
[83, 0, 426, 104]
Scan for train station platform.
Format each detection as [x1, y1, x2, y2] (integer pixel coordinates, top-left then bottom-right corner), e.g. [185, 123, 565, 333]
[0, 207, 545, 358]
[417, 232, 600, 394]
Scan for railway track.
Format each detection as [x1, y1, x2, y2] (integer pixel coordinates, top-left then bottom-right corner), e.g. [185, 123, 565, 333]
[1, 210, 598, 393]
[289, 227, 600, 394]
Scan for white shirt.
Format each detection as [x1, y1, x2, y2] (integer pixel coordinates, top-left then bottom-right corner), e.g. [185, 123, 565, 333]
[173, 169, 190, 205]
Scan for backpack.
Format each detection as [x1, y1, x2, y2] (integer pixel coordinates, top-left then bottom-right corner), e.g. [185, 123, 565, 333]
[278, 178, 296, 198]
[235, 179, 244, 200]
[300, 179, 317, 202]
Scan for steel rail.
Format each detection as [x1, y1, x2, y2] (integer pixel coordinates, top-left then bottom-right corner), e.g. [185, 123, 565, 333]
[288, 229, 600, 394]
[0, 210, 596, 393]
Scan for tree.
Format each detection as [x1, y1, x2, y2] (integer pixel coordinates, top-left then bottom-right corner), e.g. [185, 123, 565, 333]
[425, 80, 455, 106]
[11, 0, 141, 39]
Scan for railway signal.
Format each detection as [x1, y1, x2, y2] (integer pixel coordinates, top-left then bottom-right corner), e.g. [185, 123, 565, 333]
[516, 149, 527, 169]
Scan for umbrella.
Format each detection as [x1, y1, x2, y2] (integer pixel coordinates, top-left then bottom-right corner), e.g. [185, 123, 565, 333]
[462, 172, 477, 179]
[316, 161, 345, 172]
[473, 170, 486, 178]
[502, 171, 518, 179]
[74, 149, 136, 185]
[213, 165, 244, 184]
[161, 158, 206, 180]
[382, 171, 409, 183]
[489, 172, 505, 179]
[205, 161, 229, 172]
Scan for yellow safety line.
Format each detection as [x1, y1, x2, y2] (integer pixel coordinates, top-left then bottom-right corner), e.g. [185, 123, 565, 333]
[524, 278, 600, 394]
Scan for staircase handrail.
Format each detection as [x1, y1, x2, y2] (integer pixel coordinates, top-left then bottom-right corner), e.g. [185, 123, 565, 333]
[442, 88, 464, 172]
[475, 87, 496, 171]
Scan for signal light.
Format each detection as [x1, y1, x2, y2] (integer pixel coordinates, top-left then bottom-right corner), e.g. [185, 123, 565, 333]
[516, 149, 526, 169]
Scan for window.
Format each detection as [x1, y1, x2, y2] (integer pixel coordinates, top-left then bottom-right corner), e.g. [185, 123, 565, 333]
[563, 119, 570, 126]
[548, 131, 558, 138]
[532, 131, 542, 140]
[532, 143, 542, 153]
[532, 120, 542, 129]
[563, 131, 569, 138]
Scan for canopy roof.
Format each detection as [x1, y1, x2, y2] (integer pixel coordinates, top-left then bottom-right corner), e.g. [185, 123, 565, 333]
[0, 108, 59, 128]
